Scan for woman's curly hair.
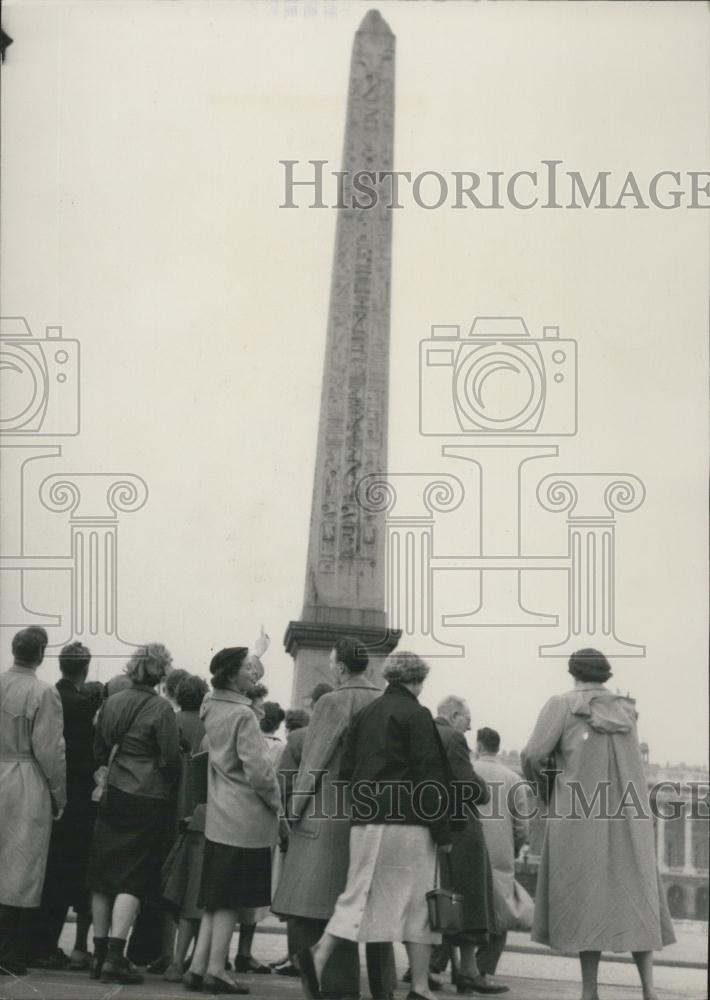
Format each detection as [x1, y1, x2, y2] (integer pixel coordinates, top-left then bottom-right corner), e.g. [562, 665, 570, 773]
[382, 650, 430, 686]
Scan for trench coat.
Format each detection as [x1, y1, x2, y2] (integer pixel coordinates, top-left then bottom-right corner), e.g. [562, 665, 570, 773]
[521, 683, 676, 953]
[434, 718, 497, 939]
[0, 666, 66, 907]
[474, 752, 533, 932]
[272, 676, 383, 920]
[201, 688, 281, 849]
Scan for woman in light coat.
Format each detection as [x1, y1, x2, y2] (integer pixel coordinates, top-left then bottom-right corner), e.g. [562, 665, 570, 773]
[184, 646, 288, 996]
[521, 648, 675, 1000]
[0, 627, 66, 975]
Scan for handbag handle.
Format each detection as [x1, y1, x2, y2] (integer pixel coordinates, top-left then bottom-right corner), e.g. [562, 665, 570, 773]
[433, 847, 453, 890]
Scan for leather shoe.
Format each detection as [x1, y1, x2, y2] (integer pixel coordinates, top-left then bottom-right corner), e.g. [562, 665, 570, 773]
[203, 974, 250, 994]
[89, 954, 105, 980]
[183, 971, 204, 991]
[456, 972, 510, 994]
[233, 956, 271, 974]
[101, 957, 144, 984]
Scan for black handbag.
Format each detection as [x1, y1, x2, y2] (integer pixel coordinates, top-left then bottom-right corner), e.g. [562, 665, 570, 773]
[426, 849, 464, 934]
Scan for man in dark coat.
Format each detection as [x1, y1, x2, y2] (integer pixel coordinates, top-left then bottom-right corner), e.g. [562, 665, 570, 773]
[433, 697, 508, 996]
[32, 642, 98, 968]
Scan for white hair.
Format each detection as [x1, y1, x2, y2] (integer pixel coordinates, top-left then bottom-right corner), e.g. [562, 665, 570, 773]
[437, 695, 469, 720]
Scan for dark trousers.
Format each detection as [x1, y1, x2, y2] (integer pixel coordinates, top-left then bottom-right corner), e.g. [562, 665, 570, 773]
[476, 931, 508, 976]
[0, 904, 33, 968]
[287, 915, 396, 999]
[33, 801, 95, 958]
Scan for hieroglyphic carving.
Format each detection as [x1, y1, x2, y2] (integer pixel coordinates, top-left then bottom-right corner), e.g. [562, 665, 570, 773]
[302, 10, 394, 620]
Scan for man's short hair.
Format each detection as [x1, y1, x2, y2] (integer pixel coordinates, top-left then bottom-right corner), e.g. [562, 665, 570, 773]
[437, 695, 468, 719]
[477, 727, 501, 753]
[333, 636, 369, 675]
[12, 627, 48, 666]
[59, 641, 91, 680]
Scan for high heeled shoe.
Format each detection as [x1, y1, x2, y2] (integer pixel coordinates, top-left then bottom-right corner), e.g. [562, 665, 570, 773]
[203, 973, 250, 994]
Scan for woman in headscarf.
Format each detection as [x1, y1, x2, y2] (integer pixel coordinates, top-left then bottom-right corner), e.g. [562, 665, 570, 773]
[521, 648, 675, 1000]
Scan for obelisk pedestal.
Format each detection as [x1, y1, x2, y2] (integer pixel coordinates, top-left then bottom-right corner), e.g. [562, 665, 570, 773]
[285, 10, 400, 706]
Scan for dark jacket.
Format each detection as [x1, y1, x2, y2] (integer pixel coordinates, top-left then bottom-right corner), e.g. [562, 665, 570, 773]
[435, 716, 498, 937]
[433, 717, 489, 813]
[338, 682, 453, 845]
[56, 677, 97, 805]
[95, 683, 180, 800]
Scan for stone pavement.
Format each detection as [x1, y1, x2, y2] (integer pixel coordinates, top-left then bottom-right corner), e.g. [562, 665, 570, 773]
[1, 923, 707, 1000]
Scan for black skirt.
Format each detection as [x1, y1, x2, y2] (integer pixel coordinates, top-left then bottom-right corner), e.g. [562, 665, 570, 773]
[87, 786, 172, 900]
[198, 838, 271, 912]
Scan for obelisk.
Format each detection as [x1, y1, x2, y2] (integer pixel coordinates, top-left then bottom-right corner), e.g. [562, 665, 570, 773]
[285, 9, 400, 704]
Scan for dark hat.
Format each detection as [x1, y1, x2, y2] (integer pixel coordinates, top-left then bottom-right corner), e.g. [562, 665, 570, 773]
[209, 646, 249, 675]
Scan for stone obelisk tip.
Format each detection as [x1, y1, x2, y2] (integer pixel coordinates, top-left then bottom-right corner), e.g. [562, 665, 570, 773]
[357, 9, 393, 35]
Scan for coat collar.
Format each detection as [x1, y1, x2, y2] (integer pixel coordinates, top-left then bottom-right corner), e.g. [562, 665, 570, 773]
[435, 715, 452, 728]
[131, 683, 158, 696]
[383, 681, 418, 702]
[206, 688, 251, 707]
[338, 675, 380, 692]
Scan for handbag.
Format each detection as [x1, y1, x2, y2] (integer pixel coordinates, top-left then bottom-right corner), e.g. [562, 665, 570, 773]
[426, 849, 464, 934]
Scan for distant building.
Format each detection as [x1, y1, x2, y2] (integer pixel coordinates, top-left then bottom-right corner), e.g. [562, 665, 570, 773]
[489, 749, 709, 922]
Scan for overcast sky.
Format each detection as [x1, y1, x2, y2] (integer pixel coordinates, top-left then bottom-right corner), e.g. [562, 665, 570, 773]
[2, 1, 708, 766]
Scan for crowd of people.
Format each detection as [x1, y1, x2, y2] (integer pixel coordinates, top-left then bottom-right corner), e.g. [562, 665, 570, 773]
[0, 626, 674, 1000]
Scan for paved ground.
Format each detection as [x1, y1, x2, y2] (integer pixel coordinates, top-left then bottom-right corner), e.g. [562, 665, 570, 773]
[0, 923, 705, 1000]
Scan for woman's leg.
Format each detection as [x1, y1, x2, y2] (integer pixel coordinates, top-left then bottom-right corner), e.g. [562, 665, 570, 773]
[632, 951, 658, 1000]
[101, 894, 143, 983]
[406, 941, 436, 999]
[458, 942, 482, 980]
[188, 913, 213, 977]
[163, 918, 197, 979]
[110, 894, 140, 941]
[310, 931, 341, 981]
[91, 893, 111, 939]
[579, 950, 601, 1000]
[206, 910, 239, 980]
[174, 919, 198, 969]
[236, 922, 255, 957]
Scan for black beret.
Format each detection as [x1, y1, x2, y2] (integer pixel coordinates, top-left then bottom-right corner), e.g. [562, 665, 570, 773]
[209, 646, 248, 675]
